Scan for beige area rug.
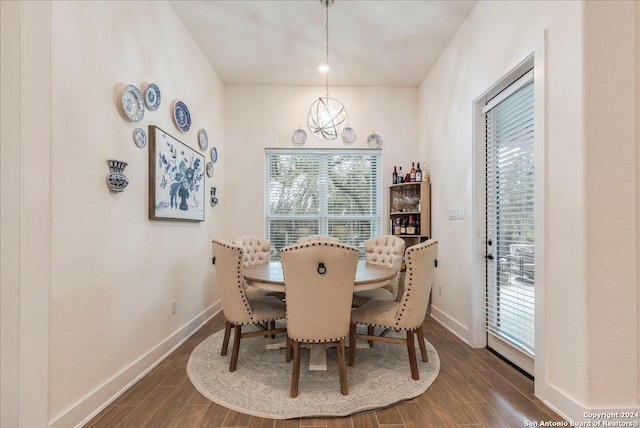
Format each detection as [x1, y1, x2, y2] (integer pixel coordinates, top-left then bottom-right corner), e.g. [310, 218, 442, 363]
[187, 326, 440, 419]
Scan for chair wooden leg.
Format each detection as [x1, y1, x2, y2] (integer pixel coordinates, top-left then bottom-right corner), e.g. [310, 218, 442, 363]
[221, 320, 232, 356]
[270, 320, 276, 339]
[368, 325, 375, 347]
[286, 337, 292, 363]
[229, 324, 242, 372]
[416, 325, 428, 362]
[406, 329, 419, 380]
[348, 323, 356, 367]
[337, 338, 349, 395]
[291, 341, 301, 398]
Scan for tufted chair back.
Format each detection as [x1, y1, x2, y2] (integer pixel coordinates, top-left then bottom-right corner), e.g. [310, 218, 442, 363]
[297, 235, 340, 244]
[212, 239, 254, 324]
[281, 242, 358, 342]
[363, 235, 405, 297]
[393, 240, 438, 330]
[233, 235, 271, 267]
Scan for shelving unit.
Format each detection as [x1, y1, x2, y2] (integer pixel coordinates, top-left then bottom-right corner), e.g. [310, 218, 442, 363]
[389, 180, 432, 310]
[388, 181, 431, 246]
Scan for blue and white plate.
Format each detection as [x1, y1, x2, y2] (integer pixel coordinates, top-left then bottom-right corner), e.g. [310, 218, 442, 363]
[144, 83, 161, 111]
[206, 161, 214, 178]
[133, 127, 147, 148]
[173, 100, 191, 133]
[121, 84, 144, 122]
[198, 129, 209, 151]
[210, 146, 218, 163]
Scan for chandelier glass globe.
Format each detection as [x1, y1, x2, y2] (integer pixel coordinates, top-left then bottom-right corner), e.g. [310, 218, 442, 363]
[307, 96, 348, 141]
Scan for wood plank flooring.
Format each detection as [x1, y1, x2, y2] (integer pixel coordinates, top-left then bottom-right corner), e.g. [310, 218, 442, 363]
[85, 314, 563, 428]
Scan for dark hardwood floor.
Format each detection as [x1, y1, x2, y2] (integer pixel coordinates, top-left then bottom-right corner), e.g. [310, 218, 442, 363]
[85, 314, 563, 428]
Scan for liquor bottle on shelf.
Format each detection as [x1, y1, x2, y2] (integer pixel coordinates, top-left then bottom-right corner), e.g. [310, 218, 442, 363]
[394, 218, 401, 235]
[400, 217, 407, 234]
[398, 167, 404, 183]
[415, 217, 420, 235]
[406, 215, 416, 234]
[416, 163, 422, 182]
[410, 163, 416, 182]
[392, 166, 398, 184]
[423, 163, 430, 182]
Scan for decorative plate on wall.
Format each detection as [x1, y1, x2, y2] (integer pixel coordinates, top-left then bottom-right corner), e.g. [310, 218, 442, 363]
[367, 132, 383, 149]
[144, 83, 161, 111]
[291, 128, 307, 145]
[198, 129, 209, 151]
[121, 84, 144, 122]
[206, 161, 214, 177]
[210, 147, 218, 163]
[172, 100, 191, 133]
[133, 127, 147, 148]
[341, 127, 356, 145]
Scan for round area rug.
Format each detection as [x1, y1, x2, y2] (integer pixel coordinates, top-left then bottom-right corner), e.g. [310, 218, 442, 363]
[187, 326, 440, 419]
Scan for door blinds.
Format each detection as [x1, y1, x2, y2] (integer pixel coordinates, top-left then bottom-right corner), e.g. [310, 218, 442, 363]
[485, 70, 535, 357]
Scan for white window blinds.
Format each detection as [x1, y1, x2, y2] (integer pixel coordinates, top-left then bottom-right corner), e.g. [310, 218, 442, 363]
[265, 149, 381, 259]
[485, 70, 535, 357]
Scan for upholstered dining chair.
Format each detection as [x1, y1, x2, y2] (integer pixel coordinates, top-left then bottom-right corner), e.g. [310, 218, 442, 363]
[296, 235, 340, 244]
[212, 238, 287, 372]
[233, 235, 285, 301]
[349, 239, 438, 380]
[280, 241, 359, 397]
[233, 235, 271, 267]
[352, 235, 405, 307]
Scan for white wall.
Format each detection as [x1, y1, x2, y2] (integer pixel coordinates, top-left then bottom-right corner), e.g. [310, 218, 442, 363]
[419, 0, 638, 420]
[48, 2, 224, 425]
[582, 1, 638, 408]
[223, 86, 419, 241]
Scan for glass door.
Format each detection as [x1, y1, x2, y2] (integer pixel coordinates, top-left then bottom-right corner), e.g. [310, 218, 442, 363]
[484, 70, 535, 375]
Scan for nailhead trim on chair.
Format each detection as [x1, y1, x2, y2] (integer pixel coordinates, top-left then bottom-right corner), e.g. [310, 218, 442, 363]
[212, 239, 255, 321]
[394, 239, 438, 329]
[280, 241, 358, 252]
[353, 239, 438, 331]
[281, 241, 358, 342]
[286, 335, 349, 343]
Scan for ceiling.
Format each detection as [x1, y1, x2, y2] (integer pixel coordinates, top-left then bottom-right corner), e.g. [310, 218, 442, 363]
[170, 0, 477, 87]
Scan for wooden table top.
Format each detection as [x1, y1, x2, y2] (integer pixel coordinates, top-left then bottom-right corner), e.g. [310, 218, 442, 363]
[244, 260, 397, 292]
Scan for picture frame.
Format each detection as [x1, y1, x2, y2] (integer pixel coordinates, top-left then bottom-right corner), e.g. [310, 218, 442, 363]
[149, 125, 205, 221]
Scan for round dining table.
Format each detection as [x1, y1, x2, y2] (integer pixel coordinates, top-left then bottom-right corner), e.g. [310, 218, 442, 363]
[243, 260, 397, 371]
[244, 260, 397, 292]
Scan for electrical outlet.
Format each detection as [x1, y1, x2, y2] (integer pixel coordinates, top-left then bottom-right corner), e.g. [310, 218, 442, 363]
[438, 284, 443, 296]
[170, 300, 177, 315]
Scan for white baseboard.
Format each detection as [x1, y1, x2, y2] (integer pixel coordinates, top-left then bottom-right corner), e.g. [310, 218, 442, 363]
[428, 305, 471, 345]
[536, 381, 640, 423]
[50, 302, 222, 428]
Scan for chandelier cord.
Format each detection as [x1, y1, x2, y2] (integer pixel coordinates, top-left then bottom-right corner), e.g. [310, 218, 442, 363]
[325, 0, 329, 98]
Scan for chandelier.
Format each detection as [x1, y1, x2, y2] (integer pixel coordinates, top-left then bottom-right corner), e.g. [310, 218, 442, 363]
[307, 0, 349, 141]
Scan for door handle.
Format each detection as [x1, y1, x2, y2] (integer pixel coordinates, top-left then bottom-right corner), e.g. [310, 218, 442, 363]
[485, 254, 494, 260]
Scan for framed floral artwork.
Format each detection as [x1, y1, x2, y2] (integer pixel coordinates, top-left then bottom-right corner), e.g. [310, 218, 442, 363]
[149, 126, 205, 221]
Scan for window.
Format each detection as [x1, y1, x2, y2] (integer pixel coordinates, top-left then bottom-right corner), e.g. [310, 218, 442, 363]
[265, 149, 381, 259]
